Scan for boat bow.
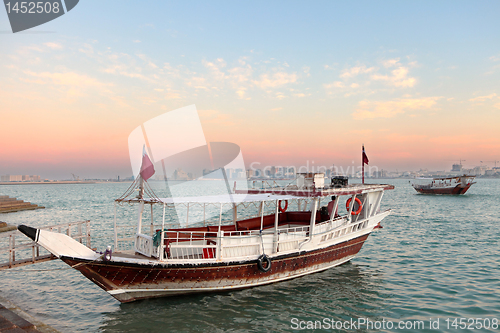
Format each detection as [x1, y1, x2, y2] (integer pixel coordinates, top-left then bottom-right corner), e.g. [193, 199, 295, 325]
[17, 224, 99, 260]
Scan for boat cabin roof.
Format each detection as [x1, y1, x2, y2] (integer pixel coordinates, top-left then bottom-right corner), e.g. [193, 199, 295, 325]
[241, 183, 394, 197]
[116, 183, 393, 205]
[414, 175, 475, 181]
[117, 193, 299, 205]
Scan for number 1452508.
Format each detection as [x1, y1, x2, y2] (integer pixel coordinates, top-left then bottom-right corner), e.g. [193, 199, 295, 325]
[445, 318, 498, 330]
[5, 2, 61, 14]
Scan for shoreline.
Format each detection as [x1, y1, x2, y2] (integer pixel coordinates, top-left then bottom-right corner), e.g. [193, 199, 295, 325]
[0, 181, 126, 185]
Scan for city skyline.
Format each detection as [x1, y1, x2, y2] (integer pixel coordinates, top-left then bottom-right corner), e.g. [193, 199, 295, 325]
[2, 160, 498, 183]
[1, 1, 500, 179]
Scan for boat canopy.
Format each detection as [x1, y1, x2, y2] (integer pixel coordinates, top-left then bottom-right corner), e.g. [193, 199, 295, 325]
[118, 193, 301, 205]
[116, 183, 394, 205]
[413, 175, 475, 181]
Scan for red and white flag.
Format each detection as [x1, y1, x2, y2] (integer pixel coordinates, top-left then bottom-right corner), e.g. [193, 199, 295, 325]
[140, 147, 155, 181]
[362, 145, 369, 165]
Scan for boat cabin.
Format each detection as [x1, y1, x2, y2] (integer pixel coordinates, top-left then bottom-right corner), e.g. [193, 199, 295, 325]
[113, 177, 393, 264]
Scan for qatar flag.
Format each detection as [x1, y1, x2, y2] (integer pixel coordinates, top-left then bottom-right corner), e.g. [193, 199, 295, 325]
[362, 145, 369, 165]
[140, 148, 155, 181]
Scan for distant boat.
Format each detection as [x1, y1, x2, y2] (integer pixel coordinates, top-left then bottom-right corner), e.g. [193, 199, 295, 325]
[411, 175, 476, 195]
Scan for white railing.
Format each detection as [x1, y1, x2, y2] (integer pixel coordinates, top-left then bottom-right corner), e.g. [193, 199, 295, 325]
[0, 220, 91, 270]
[317, 219, 369, 244]
[135, 233, 154, 257]
[125, 213, 378, 262]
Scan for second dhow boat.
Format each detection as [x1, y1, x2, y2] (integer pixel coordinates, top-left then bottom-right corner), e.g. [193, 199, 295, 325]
[411, 175, 476, 195]
[18, 173, 394, 303]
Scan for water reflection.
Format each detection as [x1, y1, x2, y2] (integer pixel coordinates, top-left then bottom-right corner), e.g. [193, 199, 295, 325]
[100, 262, 387, 332]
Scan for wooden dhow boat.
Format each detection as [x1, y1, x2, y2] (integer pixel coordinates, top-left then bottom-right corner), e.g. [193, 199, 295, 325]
[18, 173, 394, 303]
[411, 175, 475, 195]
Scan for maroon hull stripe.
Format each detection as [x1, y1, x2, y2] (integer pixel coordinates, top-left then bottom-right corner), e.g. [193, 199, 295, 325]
[62, 234, 370, 302]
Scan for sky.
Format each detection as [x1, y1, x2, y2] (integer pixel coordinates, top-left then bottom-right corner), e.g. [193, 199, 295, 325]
[1, 1, 500, 179]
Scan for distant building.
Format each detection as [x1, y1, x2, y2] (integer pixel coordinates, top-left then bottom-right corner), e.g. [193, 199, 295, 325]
[471, 166, 488, 176]
[451, 164, 462, 172]
[246, 169, 255, 178]
[172, 168, 189, 180]
[1, 175, 41, 182]
[485, 169, 495, 176]
[270, 166, 276, 178]
[372, 170, 388, 178]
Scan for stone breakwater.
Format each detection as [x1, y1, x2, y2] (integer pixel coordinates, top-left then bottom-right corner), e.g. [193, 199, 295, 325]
[0, 196, 44, 214]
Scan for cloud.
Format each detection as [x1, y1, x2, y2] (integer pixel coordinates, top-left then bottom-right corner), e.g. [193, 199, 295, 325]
[252, 72, 297, 89]
[236, 89, 247, 99]
[44, 42, 63, 50]
[382, 58, 400, 68]
[198, 109, 235, 126]
[371, 66, 416, 87]
[199, 57, 255, 97]
[293, 93, 310, 97]
[352, 97, 439, 120]
[428, 135, 476, 146]
[303, 66, 310, 77]
[329, 58, 417, 94]
[227, 64, 253, 85]
[103, 65, 152, 81]
[23, 71, 109, 88]
[275, 92, 286, 100]
[469, 93, 497, 102]
[137, 54, 158, 69]
[99, 52, 163, 83]
[339, 66, 375, 79]
[203, 59, 228, 81]
[270, 107, 283, 111]
[186, 76, 209, 90]
[324, 81, 345, 89]
[78, 43, 94, 55]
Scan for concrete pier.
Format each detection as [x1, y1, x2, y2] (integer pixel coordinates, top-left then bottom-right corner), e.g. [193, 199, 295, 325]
[0, 296, 59, 332]
[0, 196, 44, 214]
[0, 303, 41, 332]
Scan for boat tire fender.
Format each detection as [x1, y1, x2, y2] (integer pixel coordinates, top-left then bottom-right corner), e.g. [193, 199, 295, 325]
[346, 197, 363, 215]
[278, 200, 288, 213]
[257, 254, 272, 272]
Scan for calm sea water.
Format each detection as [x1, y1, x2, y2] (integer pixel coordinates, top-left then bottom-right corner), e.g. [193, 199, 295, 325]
[1, 179, 499, 332]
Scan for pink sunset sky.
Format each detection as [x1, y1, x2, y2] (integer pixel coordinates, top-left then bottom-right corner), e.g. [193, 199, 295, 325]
[1, 2, 500, 179]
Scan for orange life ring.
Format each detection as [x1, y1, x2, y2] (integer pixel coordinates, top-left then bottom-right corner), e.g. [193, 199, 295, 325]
[346, 197, 362, 215]
[279, 200, 288, 213]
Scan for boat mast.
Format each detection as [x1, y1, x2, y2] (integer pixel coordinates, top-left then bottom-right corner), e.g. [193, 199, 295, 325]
[136, 175, 145, 235]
